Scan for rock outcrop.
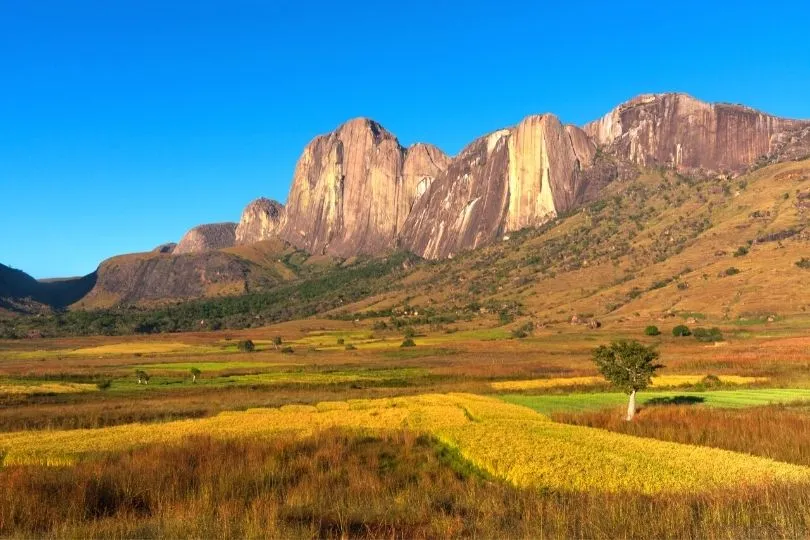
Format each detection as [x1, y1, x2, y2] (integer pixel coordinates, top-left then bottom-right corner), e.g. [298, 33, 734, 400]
[152, 242, 176, 254]
[400, 114, 612, 259]
[279, 118, 449, 257]
[78, 251, 259, 307]
[174, 222, 237, 255]
[399, 143, 452, 232]
[584, 93, 808, 173]
[235, 198, 284, 246]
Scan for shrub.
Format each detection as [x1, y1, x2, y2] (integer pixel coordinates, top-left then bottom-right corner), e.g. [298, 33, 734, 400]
[672, 325, 691, 337]
[344, 344, 356, 351]
[733, 246, 749, 257]
[237, 339, 255, 352]
[337, 338, 345, 345]
[644, 325, 660, 336]
[702, 374, 722, 387]
[403, 327, 416, 339]
[400, 338, 416, 348]
[372, 321, 388, 331]
[693, 327, 724, 342]
[280, 346, 294, 354]
[511, 321, 535, 339]
[796, 258, 810, 270]
[724, 267, 741, 276]
[96, 379, 112, 391]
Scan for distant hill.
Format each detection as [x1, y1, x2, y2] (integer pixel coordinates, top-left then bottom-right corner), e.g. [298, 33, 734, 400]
[0, 264, 96, 314]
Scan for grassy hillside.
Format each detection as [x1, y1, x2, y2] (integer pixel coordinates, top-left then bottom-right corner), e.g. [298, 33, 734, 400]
[3, 159, 809, 337]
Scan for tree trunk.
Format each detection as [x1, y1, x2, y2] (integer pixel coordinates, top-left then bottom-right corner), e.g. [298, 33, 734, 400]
[626, 389, 637, 421]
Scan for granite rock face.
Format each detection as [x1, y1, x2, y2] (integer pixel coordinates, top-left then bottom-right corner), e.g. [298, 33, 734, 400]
[174, 223, 237, 255]
[584, 93, 807, 173]
[279, 118, 449, 257]
[235, 198, 284, 246]
[399, 115, 611, 259]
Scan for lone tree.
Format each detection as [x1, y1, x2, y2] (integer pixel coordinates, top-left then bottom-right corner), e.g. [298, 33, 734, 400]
[271, 336, 282, 350]
[190, 367, 201, 383]
[592, 340, 662, 421]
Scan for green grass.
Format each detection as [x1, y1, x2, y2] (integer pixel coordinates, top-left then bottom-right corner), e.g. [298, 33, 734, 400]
[131, 361, 292, 371]
[501, 388, 810, 415]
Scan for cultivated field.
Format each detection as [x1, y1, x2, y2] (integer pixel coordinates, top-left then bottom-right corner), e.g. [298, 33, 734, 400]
[2, 316, 810, 537]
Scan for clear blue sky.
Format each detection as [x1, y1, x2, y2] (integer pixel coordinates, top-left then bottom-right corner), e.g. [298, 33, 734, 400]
[2, 0, 809, 278]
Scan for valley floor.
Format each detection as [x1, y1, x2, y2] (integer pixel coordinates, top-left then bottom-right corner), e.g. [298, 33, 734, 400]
[2, 316, 810, 537]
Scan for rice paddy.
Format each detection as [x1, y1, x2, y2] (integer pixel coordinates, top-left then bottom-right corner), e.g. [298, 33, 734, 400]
[491, 374, 769, 391]
[502, 388, 810, 415]
[2, 393, 808, 494]
[4, 318, 810, 536]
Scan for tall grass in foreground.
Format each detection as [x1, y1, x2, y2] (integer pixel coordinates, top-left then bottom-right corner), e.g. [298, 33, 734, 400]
[1, 431, 809, 539]
[553, 402, 810, 466]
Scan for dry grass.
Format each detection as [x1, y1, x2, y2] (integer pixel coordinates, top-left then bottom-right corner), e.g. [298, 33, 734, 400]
[2, 431, 810, 539]
[553, 403, 810, 467]
[0, 382, 98, 395]
[491, 374, 768, 391]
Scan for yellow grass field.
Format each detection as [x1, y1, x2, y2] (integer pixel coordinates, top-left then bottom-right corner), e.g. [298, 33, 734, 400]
[2, 393, 808, 493]
[491, 374, 769, 391]
[0, 382, 98, 395]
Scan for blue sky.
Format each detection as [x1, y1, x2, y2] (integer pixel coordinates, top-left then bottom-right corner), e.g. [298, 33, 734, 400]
[2, 0, 809, 278]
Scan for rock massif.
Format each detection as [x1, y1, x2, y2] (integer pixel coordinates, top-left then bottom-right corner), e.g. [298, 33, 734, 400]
[235, 198, 284, 246]
[584, 93, 808, 173]
[174, 222, 238, 255]
[399, 115, 610, 259]
[278, 118, 450, 257]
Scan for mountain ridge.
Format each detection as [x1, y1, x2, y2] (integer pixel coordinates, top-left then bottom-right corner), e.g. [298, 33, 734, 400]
[5, 92, 809, 312]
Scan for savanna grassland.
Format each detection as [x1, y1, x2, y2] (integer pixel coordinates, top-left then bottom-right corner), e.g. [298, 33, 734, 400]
[2, 159, 810, 537]
[3, 313, 810, 538]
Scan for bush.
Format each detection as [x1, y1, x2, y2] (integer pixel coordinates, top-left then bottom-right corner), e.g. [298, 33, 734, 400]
[337, 338, 345, 345]
[724, 267, 741, 276]
[280, 346, 294, 354]
[702, 374, 722, 387]
[372, 321, 388, 331]
[693, 327, 724, 342]
[403, 327, 416, 339]
[644, 325, 660, 336]
[511, 321, 535, 339]
[733, 246, 749, 257]
[344, 344, 356, 351]
[400, 338, 416, 348]
[237, 339, 255, 352]
[796, 258, 810, 270]
[672, 325, 691, 337]
[96, 379, 112, 391]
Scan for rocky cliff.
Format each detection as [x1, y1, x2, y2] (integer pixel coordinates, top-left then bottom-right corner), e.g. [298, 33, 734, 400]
[278, 118, 450, 257]
[235, 198, 284, 246]
[174, 222, 237, 255]
[584, 93, 807, 173]
[399, 115, 612, 259]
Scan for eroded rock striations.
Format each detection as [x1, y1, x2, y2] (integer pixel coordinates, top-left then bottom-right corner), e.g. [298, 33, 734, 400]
[399, 115, 612, 259]
[174, 223, 237, 255]
[278, 118, 450, 257]
[235, 198, 284, 246]
[584, 93, 808, 173]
